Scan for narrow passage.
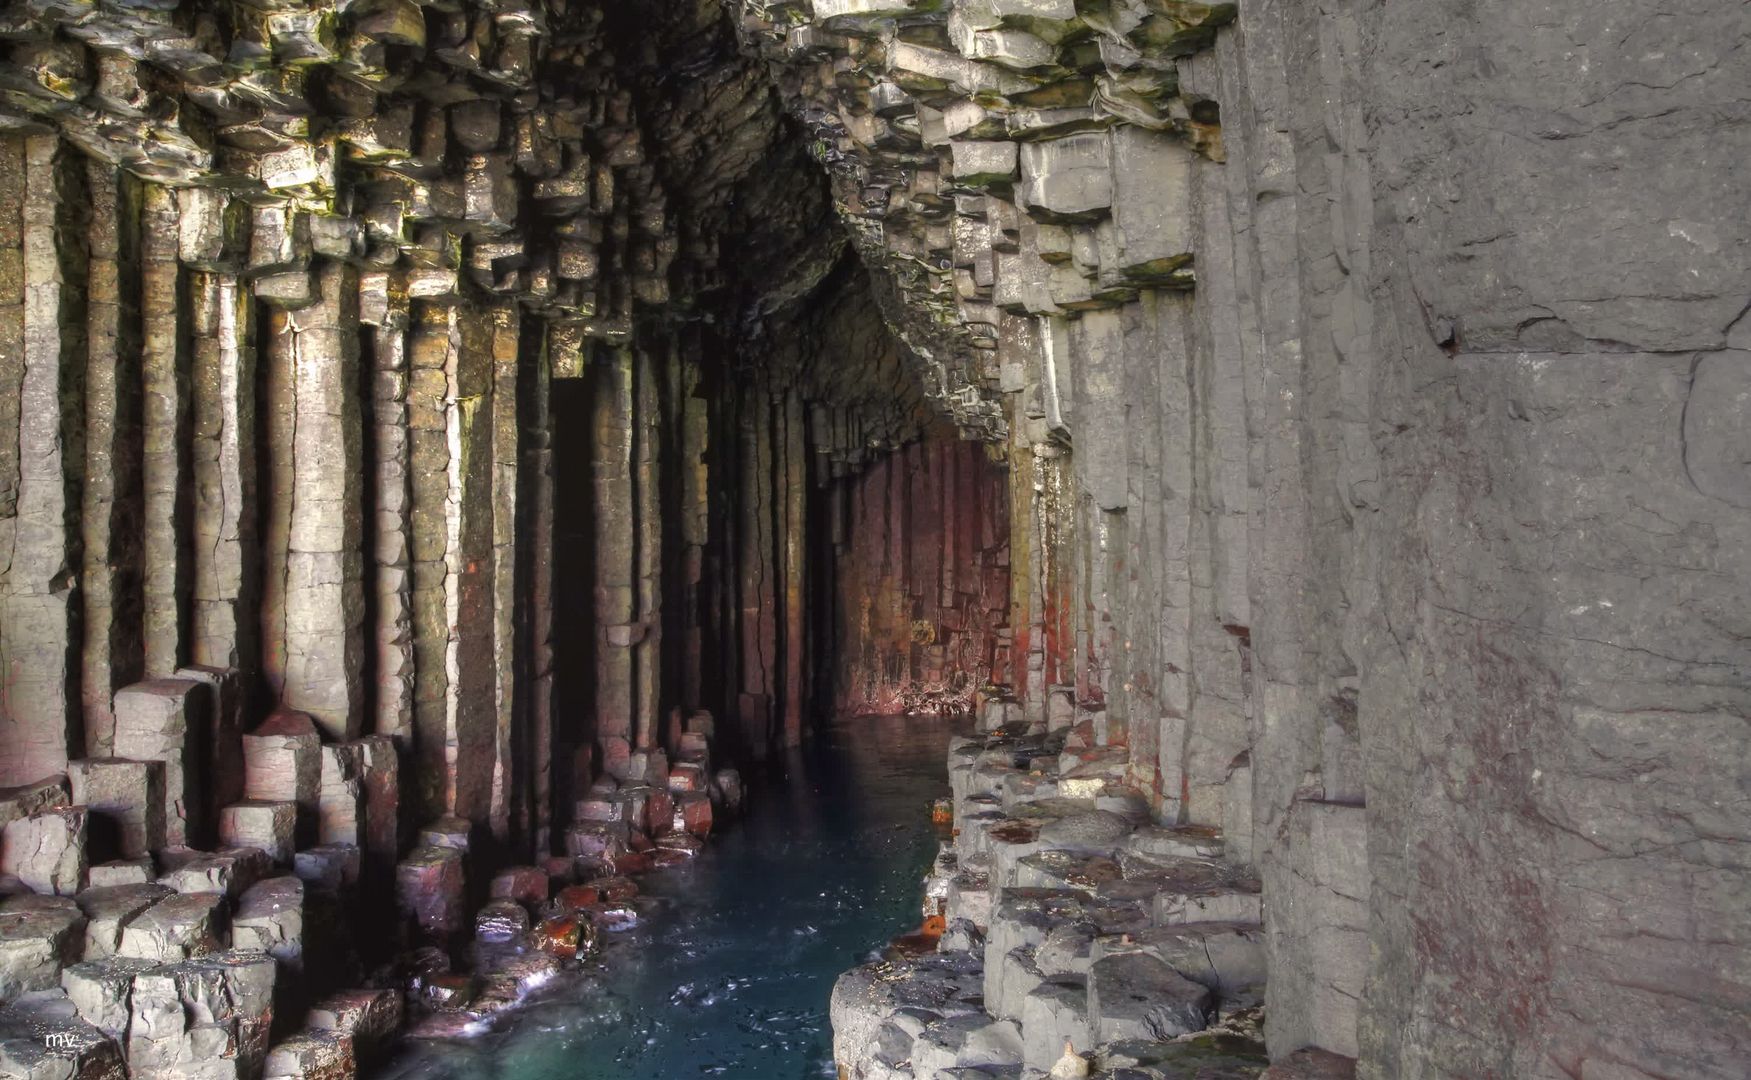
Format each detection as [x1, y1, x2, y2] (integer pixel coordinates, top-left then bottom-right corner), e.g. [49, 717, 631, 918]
[378, 716, 954, 1079]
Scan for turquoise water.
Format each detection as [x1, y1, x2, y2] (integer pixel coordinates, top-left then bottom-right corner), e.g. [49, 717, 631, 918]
[376, 715, 954, 1080]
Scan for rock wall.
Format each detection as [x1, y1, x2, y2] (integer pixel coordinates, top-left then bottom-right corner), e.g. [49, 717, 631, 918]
[734, 1, 1751, 1077]
[0, 1, 1014, 1072]
[826, 424, 1009, 718]
[0, 0, 1745, 1077]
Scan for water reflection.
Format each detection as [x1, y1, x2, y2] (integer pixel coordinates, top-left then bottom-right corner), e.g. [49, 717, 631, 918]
[376, 714, 957, 1080]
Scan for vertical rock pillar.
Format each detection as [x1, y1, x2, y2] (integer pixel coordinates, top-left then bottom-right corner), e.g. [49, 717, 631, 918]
[279, 262, 365, 740]
[0, 136, 88, 785]
[361, 271, 415, 747]
[593, 346, 636, 766]
[79, 162, 144, 757]
[140, 182, 187, 677]
[181, 189, 257, 672]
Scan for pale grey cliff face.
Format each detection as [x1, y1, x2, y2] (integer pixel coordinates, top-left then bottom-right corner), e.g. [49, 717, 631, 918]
[738, 1, 1750, 1076]
[0, 0, 1745, 1077]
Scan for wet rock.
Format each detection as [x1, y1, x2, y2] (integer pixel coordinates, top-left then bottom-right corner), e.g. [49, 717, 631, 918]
[531, 913, 596, 959]
[2, 806, 88, 896]
[308, 988, 402, 1066]
[586, 876, 639, 903]
[475, 953, 562, 1014]
[585, 903, 639, 934]
[564, 822, 628, 875]
[419, 972, 476, 1011]
[263, 1027, 354, 1080]
[396, 847, 464, 939]
[676, 791, 713, 838]
[490, 866, 549, 906]
[474, 899, 529, 943]
[76, 883, 171, 959]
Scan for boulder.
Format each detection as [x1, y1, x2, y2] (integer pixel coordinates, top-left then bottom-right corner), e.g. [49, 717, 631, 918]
[0, 988, 126, 1080]
[218, 801, 297, 864]
[308, 988, 402, 1066]
[395, 846, 464, 938]
[126, 951, 276, 1078]
[262, 1028, 354, 1080]
[242, 712, 321, 844]
[232, 876, 304, 973]
[0, 895, 85, 998]
[0, 777, 69, 834]
[76, 883, 171, 959]
[116, 891, 226, 962]
[1086, 951, 1211, 1044]
[157, 847, 270, 899]
[61, 956, 158, 1040]
[113, 678, 207, 848]
[1, 806, 88, 896]
[489, 866, 548, 906]
[85, 860, 154, 888]
[67, 758, 166, 859]
[292, 844, 360, 895]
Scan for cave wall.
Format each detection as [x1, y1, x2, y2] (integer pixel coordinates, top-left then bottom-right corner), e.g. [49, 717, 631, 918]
[826, 424, 1009, 718]
[736, 1, 1751, 1077]
[0, 0, 995, 878]
[0, 0, 1743, 1076]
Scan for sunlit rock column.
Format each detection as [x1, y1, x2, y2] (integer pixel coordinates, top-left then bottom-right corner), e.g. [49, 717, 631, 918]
[593, 345, 637, 770]
[79, 162, 144, 757]
[140, 182, 188, 677]
[408, 301, 460, 820]
[362, 271, 416, 749]
[279, 262, 366, 741]
[0, 136, 87, 784]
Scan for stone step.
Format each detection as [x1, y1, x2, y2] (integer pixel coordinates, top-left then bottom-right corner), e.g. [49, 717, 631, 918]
[242, 711, 323, 843]
[67, 757, 166, 861]
[0, 987, 125, 1080]
[308, 987, 402, 1068]
[116, 890, 227, 962]
[0, 894, 84, 1000]
[113, 678, 207, 849]
[219, 800, 298, 864]
[1, 806, 88, 896]
[76, 882, 171, 960]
